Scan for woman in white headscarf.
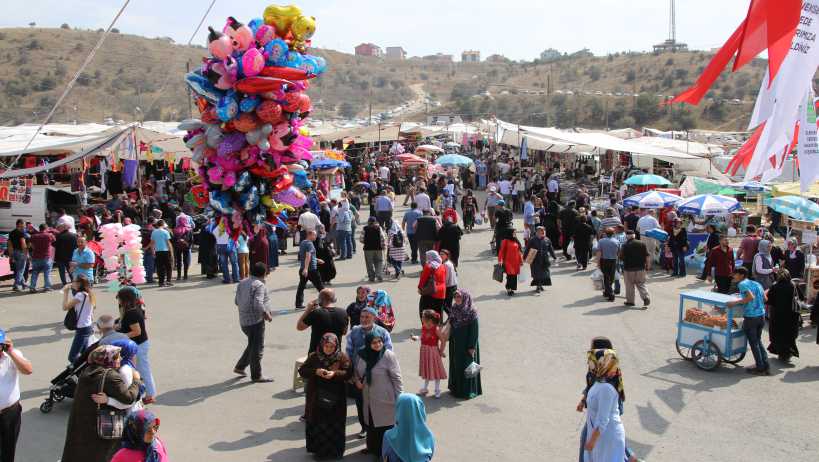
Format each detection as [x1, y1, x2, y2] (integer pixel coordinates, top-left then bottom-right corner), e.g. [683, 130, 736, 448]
[752, 239, 775, 289]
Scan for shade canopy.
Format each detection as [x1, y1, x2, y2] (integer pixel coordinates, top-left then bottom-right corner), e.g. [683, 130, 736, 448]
[765, 195, 819, 222]
[676, 194, 741, 216]
[415, 144, 444, 154]
[435, 154, 473, 167]
[623, 190, 682, 209]
[624, 174, 672, 186]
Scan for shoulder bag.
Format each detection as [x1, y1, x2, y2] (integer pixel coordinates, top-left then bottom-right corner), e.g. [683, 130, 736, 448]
[63, 292, 87, 331]
[96, 369, 126, 439]
[419, 270, 436, 296]
[492, 263, 505, 283]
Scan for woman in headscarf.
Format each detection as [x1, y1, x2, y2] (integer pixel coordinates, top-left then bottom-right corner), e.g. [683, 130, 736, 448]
[543, 200, 562, 249]
[382, 393, 435, 462]
[752, 239, 775, 289]
[784, 238, 805, 279]
[196, 219, 218, 278]
[354, 331, 403, 457]
[766, 268, 801, 362]
[387, 219, 408, 279]
[418, 250, 447, 318]
[109, 410, 168, 462]
[460, 189, 479, 233]
[447, 289, 482, 400]
[572, 215, 595, 271]
[582, 349, 627, 462]
[92, 339, 143, 413]
[437, 208, 464, 267]
[315, 224, 337, 285]
[173, 214, 193, 281]
[370, 289, 397, 332]
[524, 226, 557, 294]
[61, 345, 141, 462]
[298, 333, 352, 460]
[498, 229, 524, 296]
[249, 225, 270, 274]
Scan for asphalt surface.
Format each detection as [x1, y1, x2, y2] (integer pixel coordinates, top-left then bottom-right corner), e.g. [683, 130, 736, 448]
[3, 197, 818, 461]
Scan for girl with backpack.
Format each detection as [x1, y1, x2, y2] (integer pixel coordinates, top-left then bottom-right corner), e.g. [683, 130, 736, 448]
[173, 216, 194, 281]
[387, 221, 407, 280]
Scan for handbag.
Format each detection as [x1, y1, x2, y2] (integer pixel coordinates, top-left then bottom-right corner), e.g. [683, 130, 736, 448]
[492, 263, 504, 282]
[464, 361, 483, 378]
[63, 292, 87, 331]
[419, 273, 436, 296]
[524, 248, 538, 265]
[96, 370, 126, 440]
[315, 386, 340, 410]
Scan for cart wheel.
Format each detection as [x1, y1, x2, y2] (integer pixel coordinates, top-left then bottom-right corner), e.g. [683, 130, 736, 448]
[675, 341, 693, 361]
[39, 400, 53, 413]
[53, 390, 65, 402]
[691, 340, 722, 371]
[723, 350, 746, 365]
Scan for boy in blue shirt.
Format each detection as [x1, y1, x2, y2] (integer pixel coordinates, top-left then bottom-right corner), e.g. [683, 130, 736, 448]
[726, 267, 770, 375]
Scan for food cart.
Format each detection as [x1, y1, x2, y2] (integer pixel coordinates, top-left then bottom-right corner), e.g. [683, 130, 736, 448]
[675, 290, 747, 371]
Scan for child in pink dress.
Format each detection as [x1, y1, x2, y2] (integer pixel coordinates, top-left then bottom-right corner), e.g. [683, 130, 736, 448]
[415, 309, 448, 398]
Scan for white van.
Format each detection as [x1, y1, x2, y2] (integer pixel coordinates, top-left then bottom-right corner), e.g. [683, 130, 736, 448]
[0, 185, 83, 232]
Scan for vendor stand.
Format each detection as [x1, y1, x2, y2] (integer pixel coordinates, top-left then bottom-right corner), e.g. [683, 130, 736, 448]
[676, 290, 747, 370]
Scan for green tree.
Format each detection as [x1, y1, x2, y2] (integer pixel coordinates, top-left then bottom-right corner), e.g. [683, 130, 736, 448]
[631, 94, 661, 125]
[670, 107, 697, 130]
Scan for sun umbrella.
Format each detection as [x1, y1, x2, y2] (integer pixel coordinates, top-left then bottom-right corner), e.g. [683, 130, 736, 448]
[435, 154, 474, 167]
[624, 174, 672, 186]
[397, 153, 428, 165]
[764, 195, 819, 222]
[416, 144, 444, 154]
[354, 181, 370, 189]
[310, 159, 350, 170]
[716, 187, 743, 196]
[623, 190, 682, 209]
[444, 141, 461, 148]
[676, 194, 741, 216]
[733, 180, 771, 192]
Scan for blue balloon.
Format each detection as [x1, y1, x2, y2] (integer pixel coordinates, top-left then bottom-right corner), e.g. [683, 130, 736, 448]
[185, 71, 223, 103]
[264, 39, 289, 66]
[248, 18, 264, 34]
[284, 51, 304, 69]
[209, 191, 234, 215]
[300, 55, 327, 77]
[217, 91, 239, 122]
[240, 186, 260, 211]
[293, 169, 310, 189]
[239, 96, 260, 113]
[233, 171, 251, 192]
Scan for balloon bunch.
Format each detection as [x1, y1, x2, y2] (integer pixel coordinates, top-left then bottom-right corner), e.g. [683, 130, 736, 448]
[98, 223, 147, 289]
[183, 4, 325, 234]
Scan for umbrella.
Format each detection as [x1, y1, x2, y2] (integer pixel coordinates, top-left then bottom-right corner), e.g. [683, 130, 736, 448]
[397, 153, 428, 165]
[310, 159, 350, 170]
[764, 195, 819, 222]
[354, 181, 370, 189]
[416, 144, 444, 154]
[676, 194, 741, 216]
[623, 190, 682, 209]
[435, 154, 474, 167]
[624, 174, 672, 186]
[444, 141, 461, 148]
[733, 180, 771, 192]
[715, 187, 743, 196]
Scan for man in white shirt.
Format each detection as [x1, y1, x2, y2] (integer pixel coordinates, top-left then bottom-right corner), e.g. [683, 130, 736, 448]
[414, 187, 432, 212]
[297, 207, 321, 241]
[0, 329, 33, 462]
[378, 164, 390, 183]
[636, 209, 660, 270]
[546, 175, 560, 203]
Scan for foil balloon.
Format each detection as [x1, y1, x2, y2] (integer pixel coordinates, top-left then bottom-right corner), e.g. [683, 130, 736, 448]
[207, 26, 233, 60]
[216, 91, 239, 122]
[262, 4, 303, 38]
[217, 132, 247, 157]
[223, 17, 254, 52]
[223, 171, 237, 189]
[232, 112, 260, 133]
[263, 39, 289, 66]
[284, 51, 304, 70]
[293, 169, 310, 188]
[239, 95, 260, 113]
[255, 100, 283, 123]
[255, 24, 276, 46]
[233, 171, 251, 192]
[209, 191, 234, 214]
[239, 47, 265, 78]
[290, 15, 316, 51]
[185, 72, 222, 103]
[178, 119, 204, 131]
[274, 186, 306, 208]
[205, 125, 224, 148]
[240, 186, 260, 210]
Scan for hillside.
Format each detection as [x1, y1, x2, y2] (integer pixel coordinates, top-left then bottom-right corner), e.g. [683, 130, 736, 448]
[0, 27, 774, 131]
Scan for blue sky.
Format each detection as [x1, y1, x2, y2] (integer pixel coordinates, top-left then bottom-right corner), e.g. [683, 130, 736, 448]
[1, 0, 751, 60]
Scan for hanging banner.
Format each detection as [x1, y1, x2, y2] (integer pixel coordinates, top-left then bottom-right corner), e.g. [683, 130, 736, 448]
[799, 91, 819, 191]
[0, 176, 34, 203]
[519, 136, 528, 161]
[745, 1, 819, 183]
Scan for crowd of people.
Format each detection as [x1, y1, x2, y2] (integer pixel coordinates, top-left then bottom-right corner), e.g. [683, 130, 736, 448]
[3, 146, 819, 462]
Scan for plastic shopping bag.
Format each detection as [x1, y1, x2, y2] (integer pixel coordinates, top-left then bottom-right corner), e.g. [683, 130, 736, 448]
[567, 241, 575, 258]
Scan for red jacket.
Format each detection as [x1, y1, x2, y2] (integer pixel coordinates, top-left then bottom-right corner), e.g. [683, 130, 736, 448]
[419, 264, 446, 299]
[498, 239, 523, 275]
[705, 245, 735, 277]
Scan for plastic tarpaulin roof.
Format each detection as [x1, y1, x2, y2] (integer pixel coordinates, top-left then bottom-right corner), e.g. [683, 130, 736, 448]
[626, 136, 726, 157]
[772, 181, 819, 199]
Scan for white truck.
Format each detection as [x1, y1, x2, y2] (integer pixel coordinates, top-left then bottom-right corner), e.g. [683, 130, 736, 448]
[0, 185, 83, 232]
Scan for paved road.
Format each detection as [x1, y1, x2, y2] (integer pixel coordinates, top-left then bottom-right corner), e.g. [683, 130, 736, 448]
[3, 200, 818, 461]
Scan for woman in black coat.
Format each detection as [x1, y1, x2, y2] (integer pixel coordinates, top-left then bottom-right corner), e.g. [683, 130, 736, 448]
[784, 238, 806, 279]
[767, 268, 800, 362]
[572, 215, 595, 270]
[524, 226, 557, 293]
[669, 218, 689, 277]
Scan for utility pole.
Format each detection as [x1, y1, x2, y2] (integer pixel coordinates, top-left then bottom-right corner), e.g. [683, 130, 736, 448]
[186, 60, 193, 119]
[368, 86, 373, 126]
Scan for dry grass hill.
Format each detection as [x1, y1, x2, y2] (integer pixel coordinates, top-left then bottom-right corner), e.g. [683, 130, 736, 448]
[0, 27, 781, 132]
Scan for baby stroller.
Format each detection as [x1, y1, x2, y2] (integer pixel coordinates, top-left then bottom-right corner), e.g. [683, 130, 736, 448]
[39, 358, 89, 413]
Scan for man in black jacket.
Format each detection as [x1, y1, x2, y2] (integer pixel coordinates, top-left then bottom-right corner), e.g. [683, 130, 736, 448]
[413, 210, 439, 265]
[697, 224, 721, 281]
[52, 224, 77, 288]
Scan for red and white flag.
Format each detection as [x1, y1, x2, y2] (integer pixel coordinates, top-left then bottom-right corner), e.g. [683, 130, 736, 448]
[671, 0, 801, 105]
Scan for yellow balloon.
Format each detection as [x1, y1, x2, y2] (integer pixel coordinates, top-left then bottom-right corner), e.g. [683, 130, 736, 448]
[261, 195, 274, 208]
[299, 126, 310, 136]
[263, 4, 303, 37]
[290, 15, 316, 50]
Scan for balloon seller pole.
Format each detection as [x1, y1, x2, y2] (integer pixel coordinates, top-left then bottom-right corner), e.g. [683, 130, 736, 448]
[186, 60, 193, 119]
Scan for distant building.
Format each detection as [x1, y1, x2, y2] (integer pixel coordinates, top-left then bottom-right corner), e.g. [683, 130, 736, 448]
[355, 43, 383, 57]
[462, 50, 480, 62]
[422, 53, 454, 63]
[485, 54, 509, 63]
[385, 46, 406, 60]
[653, 39, 688, 53]
[427, 114, 463, 125]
